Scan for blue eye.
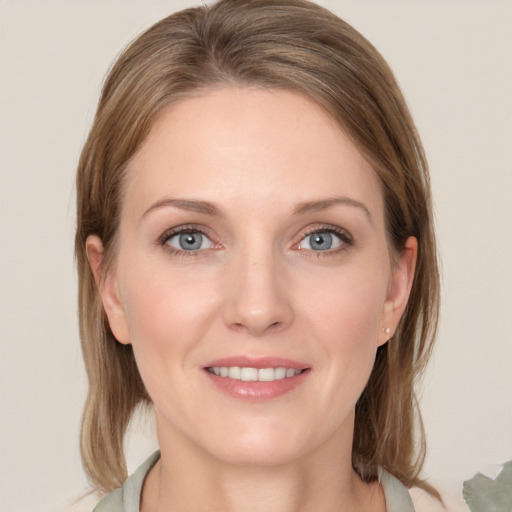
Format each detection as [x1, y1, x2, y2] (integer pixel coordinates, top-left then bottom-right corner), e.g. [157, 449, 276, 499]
[299, 230, 346, 251]
[165, 231, 214, 251]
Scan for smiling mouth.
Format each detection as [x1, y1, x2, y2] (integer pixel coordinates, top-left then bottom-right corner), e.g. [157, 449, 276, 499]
[207, 366, 303, 382]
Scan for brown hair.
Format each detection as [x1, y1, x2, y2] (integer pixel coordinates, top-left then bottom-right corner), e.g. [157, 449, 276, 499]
[76, 0, 440, 498]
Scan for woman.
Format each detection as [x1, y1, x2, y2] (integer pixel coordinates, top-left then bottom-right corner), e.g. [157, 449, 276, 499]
[76, 0, 440, 510]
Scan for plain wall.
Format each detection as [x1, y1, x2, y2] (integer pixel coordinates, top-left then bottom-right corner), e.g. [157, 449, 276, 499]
[1, 1, 511, 511]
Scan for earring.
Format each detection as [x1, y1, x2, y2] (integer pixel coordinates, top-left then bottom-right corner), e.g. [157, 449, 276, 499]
[384, 327, 391, 335]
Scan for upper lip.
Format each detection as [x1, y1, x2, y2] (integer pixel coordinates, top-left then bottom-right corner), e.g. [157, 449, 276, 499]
[204, 356, 309, 370]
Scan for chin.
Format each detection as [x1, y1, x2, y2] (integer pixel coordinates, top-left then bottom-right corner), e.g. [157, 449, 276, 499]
[209, 440, 304, 468]
[195, 418, 322, 468]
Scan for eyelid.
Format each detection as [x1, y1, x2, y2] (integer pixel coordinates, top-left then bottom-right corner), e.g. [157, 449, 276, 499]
[157, 224, 220, 253]
[294, 224, 354, 253]
[156, 223, 353, 257]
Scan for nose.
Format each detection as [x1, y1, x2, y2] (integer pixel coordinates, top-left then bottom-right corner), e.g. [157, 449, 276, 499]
[222, 247, 294, 337]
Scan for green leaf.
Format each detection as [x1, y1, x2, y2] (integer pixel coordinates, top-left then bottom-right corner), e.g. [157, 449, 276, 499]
[463, 460, 512, 512]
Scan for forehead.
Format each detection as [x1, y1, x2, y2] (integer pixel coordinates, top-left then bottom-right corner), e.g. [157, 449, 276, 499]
[124, 87, 384, 221]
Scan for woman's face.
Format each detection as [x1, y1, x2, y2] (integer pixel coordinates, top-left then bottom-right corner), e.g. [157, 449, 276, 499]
[90, 88, 416, 467]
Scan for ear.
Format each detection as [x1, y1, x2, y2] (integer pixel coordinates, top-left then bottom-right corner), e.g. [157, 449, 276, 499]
[86, 235, 131, 345]
[378, 236, 418, 346]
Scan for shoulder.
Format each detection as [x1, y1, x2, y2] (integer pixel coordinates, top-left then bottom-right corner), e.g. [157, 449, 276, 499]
[379, 467, 416, 512]
[93, 487, 123, 512]
[93, 451, 161, 512]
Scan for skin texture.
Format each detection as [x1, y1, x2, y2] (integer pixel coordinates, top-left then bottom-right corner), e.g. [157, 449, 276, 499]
[87, 88, 417, 512]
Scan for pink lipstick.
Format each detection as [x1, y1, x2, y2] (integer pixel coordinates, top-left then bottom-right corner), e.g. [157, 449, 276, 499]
[203, 356, 310, 401]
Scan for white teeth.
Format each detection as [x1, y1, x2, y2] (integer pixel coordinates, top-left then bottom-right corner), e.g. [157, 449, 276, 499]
[274, 367, 287, 380]
[208, 366, 302, 382]
[240, 367, 258, 381]
[228, 367, 241, 379]
[258, 368, 276, 382]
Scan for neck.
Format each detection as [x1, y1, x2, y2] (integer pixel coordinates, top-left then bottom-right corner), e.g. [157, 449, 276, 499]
[141, 416, 385, 512]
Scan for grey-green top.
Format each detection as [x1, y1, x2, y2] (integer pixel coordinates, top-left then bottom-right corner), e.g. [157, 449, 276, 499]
[93, 451, 415, 512]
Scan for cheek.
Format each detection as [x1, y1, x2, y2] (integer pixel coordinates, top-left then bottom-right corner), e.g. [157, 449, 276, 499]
[303, 262, 389, 345]
[301, 260, 389, 397]
[118, 265, 219, 417]
[304, 269, 388, 410]
[122, 261, 214, 333]
[118, 262, 223, 386]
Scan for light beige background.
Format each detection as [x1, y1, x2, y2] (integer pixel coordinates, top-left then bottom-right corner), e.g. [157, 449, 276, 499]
[1, 1, 511, 511]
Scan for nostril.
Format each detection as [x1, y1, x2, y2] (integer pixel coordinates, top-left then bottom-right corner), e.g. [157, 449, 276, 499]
[222, 279, 294, 336]
[228, 319, 284, 337]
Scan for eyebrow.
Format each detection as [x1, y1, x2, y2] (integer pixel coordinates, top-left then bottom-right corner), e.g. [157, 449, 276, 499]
[142, 198, 223, 219]
[141, 195, 372, 223]
[293, 196, 372, 223]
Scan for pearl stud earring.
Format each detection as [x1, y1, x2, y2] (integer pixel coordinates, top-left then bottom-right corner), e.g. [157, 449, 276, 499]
[384, 327, 391, 334]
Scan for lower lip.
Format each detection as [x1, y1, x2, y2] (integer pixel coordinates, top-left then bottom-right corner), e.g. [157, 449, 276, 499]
[204, 369, 310, 401]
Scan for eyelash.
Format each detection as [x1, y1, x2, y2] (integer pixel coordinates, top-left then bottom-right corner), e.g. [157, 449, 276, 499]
[157, 224, 214, 258]
[297, 225, 353, 258]
[157, 224, 354, 258]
